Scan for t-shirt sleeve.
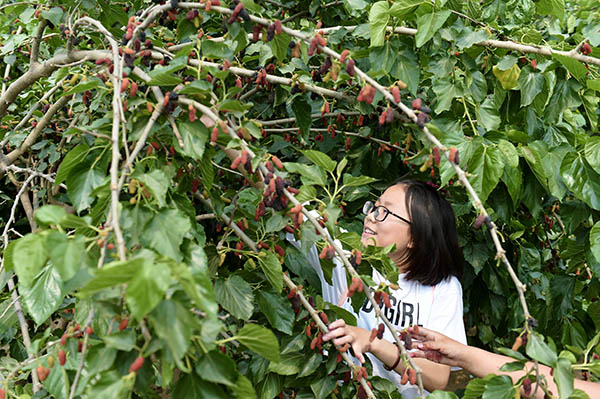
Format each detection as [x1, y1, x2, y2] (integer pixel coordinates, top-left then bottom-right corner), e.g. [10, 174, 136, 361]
[426, 276, 467, 345]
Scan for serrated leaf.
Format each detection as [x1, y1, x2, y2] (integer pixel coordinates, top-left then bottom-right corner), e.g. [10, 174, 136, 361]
[369, 1, 389, 47]
[526, 332, 557, 366]
[302, 150, 336, 172]
[63, 78, 102, 96]
[126, 259, 171, 320]
[12, 233, 47, 288]
[45, 231, 84, 281]
[561, 152, 600, 211]
[141, 208, 191, 261]
[342, 174, 378, 187]
[78, 258, 143, 297]
[55, 144, 89, 185]
[257, 251, 283, 292]
[415, 10, 451, 48]
[236, 324, 280, 362]
[493, 64, 521, 90]
[20, 264, 63, 325]
[518, 68, 544, 107]
[256, 290, 295, 334]
[134, 169, 168, 208]
[466, 144, 504, 203]
[389, 0, 424, 17]
[195, 351, 238, 386]
[214, 275, 254, 320]
[34, 205, 67, 227]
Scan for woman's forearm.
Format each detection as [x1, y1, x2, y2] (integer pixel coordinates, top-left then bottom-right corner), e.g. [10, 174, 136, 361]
[369, 338, 450, 391]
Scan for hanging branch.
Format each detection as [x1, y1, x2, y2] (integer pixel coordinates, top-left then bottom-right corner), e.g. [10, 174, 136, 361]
[196, 194, 377, 399]
[1, 26, 23, 97]
[258, 111, 361, 126]
[316, 25, 600, 67]
[73, 17, 127, 261]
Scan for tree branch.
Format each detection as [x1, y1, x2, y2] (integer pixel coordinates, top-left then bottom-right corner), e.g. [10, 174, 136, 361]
[30, 20, 47, 65]
[196, 194, 377, 399]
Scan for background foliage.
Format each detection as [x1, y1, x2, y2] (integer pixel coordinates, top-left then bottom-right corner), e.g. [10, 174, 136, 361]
[1, 0, 600, 398]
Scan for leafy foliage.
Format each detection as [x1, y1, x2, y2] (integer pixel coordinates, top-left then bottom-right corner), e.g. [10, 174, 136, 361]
[0, 0, 599, 398]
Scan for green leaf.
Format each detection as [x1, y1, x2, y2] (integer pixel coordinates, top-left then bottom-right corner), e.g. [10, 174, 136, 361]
[141, 208, 191, 261]
[493, 64, 521, 90]
[456, 29, 488, 49]
[134, 169, 168, 208]
[178, 80, 212, 96]
[256, 290, 295, 335]
[173, 374, 228, 399]
[585, 136, 600, 175]
[521, 141, 549, 190]
[21, 264, 63, 325]
[41, 7, 64, 27]
[102, 330, 137, 351]
[232, 374, 256, 399]
[526, 332, 557, 366]
[149, 300, 195, 366]
[476, 97, 501, 132]
[67, 167, 105, 213]
[536, 0, 565, 19]
[268, 352, 303, 375]
[78, 258, 143, 297]
[588, 79, 600, 91]
[146, 63, 185, 86]
[342, 174, 378, 187]
[34, 205, 68, 227]
[560, 152, 600, 211]
[415, 10, 451, 48]
[432, 78, 463, 113]
[554, 357, 574, 399]
[291, 95, 311, 135]
[389, 0, 425, 17]
[466, 144, 504, 203]
[302, 150, 336, 172]
[56, 144, 89, 185]
[428, 392, 459, 399]
[553, 53, 588, 81]
[310, 376, 337, 399]
[236, 324, 280, 362]
[498, 361, 524, 372]
[369, 1, 390, 47]
[284, 162, 327, 187]
[85, 370, 135, 399]
[195, 351, 238, 386]
[518, 68, 544, 107]
[63, 78, 102, 96]
[590, 221, 600, 265]
[126, 259, 171, 320]
[214, 275, 254, 320]
[481, 375, 516, 399]
[177, 121, 209, 160]
[257, 251, 283, 293]
[12, 233, 47, 288]
[269, 33, 291, 61]
[45, 231, 84, 281]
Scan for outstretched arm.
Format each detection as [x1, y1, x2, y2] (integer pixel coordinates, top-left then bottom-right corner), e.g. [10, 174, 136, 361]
[322, 319, 451, 391]
[408, 326, 600, 399]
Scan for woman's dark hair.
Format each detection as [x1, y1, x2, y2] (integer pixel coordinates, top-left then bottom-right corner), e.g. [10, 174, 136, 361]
[396, 180, 463, 285]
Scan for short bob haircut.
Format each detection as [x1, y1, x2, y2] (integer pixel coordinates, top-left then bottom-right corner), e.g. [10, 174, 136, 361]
[394, 180, 463, 285]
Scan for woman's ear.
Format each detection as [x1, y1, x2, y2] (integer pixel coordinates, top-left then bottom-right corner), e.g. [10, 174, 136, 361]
[407, 239, 414, 249]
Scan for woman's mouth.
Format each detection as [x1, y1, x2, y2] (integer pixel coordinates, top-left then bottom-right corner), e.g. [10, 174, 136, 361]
[363, 227, 376, 236]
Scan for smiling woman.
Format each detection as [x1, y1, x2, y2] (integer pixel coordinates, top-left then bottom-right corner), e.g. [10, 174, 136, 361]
[313, 180, 466, 398]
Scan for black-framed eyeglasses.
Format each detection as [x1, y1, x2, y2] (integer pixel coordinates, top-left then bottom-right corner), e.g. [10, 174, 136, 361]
[362, 201, 411, 224]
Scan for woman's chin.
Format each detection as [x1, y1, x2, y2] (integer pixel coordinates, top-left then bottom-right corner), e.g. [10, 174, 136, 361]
[361, 236, 378, 247]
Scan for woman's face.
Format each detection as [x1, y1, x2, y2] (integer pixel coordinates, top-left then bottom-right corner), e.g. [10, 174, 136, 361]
[361, 184, 412, 266]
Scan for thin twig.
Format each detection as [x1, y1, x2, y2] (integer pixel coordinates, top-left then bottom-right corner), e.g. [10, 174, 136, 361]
[1, 26, 23, 97]
[258, 111, 361, 126]
[168, 115, 184, 148]
[30, 20, 46, 65]
[68, 309, 95, 399]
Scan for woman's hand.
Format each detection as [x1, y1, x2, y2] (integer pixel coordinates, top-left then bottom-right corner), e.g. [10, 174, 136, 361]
[322, 319, 372, 363]
[407, 326, 467, 368]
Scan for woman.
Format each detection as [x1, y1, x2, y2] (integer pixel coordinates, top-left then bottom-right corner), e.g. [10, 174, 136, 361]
[407, 326, 600, 398]
[313, 181, 466, 397]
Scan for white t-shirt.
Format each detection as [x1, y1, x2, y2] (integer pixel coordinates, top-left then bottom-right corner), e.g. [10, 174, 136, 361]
[293, 236, 466, 398]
